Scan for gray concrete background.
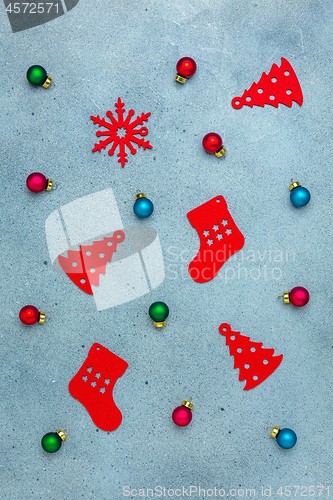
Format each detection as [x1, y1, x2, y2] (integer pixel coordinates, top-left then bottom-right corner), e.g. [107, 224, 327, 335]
[1, 0, 333, 498]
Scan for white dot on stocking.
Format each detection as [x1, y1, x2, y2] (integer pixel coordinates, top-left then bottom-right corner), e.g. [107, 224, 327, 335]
[251, 347, 256, 352]
[263, 359, 269, 364]
[80, 279, 86, 284]
[107, 241, 113, 246]
[99, 253, 105, 258]
[237, 348, 242, 353]
[230, 335, 236, 340]
[253, 375, 259, 380]
[86, 251, 91, 256]
[90, 268, 96, 273]
[244, 363, 250, 369]
[72, 261, 77, 267]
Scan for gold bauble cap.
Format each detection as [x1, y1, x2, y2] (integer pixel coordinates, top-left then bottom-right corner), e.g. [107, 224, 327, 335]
[43, 76, 52, 88]
[271, 426, 280, 439]
[135, 192, 147, 201]
[215, 146, 226, 158]
[56, 429, 67, 441]
[46, 179, 53, 191]
[283, 291, 290, 304]
[289, 181, 301, 191]
[175, 74, 187, 84]
[182, 400, 193, 410]
[154, 320, 165, 328]
[38, 311, 46, 324]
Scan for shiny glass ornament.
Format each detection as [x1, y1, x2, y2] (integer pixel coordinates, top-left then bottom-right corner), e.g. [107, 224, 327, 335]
[27, 65, 52, 88]
[271, 426, 297, 449]
[283, 286, 309, 307]
[175, 57, 197, 83]
[19, 305, 46, 325]
[289, 182, 310, 208]
[149, 301, 169, 327]
[172, 401, 193, 427]
[133, 192, 154, 218]
[202, 133, 226, 157]
[26, 172, 53, 193]
[41, 429, 67, 453]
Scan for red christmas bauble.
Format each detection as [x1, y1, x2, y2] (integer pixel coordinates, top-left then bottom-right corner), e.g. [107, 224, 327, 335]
[172, 405, 192, 427]
[202, 133, 223, 153]
[26, 172, 47, 193]
[289, 287, 309, 307]
[176, 57, 197, 79]
[19, 305, 40, 325]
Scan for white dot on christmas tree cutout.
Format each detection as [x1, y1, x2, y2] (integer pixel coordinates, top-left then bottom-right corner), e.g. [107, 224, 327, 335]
[86, 251, 91, 256]
[246, 96, 251, 102]
[99, 253, 105, 258]
[271, 77, 277, 83]
[219, 323, 283, 390]
[80, 279, 86, 284]
[270, 95, 275, 100]
[107, 241, 113, 246]
[286, 89, 292, 95]
[72, 261, 77, 267]
[90, 268, 96, 273]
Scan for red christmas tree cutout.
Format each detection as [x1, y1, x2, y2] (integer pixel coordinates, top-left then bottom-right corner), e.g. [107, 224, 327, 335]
[232, 58, 303, 109]
[219, 323, 283, 390]
[58, 230, 125, 295]
[91, 97, 153, 168]
[69, 343, 128, 431]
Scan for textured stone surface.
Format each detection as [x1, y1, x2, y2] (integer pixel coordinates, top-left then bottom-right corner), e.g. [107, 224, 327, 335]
[1, 0, 333, 498]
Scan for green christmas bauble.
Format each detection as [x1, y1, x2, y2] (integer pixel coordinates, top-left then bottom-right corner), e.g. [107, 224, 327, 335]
[149, 301, 169, 322]
[41, 432, 63, 453]
[27, 65, 47, 86]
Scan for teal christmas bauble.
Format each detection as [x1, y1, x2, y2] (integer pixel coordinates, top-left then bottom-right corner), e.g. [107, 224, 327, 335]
[133, 193, 154, 218]
[276, 428, 297, 449]
[289, 182, 310, 208]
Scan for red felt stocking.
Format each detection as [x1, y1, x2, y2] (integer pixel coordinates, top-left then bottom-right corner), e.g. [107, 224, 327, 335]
[69, 343, 128, 431]
[187, 196, 245, 283]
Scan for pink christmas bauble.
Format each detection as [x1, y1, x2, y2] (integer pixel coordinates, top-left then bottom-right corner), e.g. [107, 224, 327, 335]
[172, 405, 192, 427]
[26, 172, 47, 193]
[202, 133, 223, 153]
[289, 286, 309, 307]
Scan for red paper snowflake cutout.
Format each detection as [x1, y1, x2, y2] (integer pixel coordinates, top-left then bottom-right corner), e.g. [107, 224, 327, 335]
[91, 97, 152, 168]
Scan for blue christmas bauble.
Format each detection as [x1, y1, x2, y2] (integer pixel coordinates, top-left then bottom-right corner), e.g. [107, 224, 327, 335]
[133, 196, 154, 219]
[290, 186, 311, 207]
[276, 428, 297, 449]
